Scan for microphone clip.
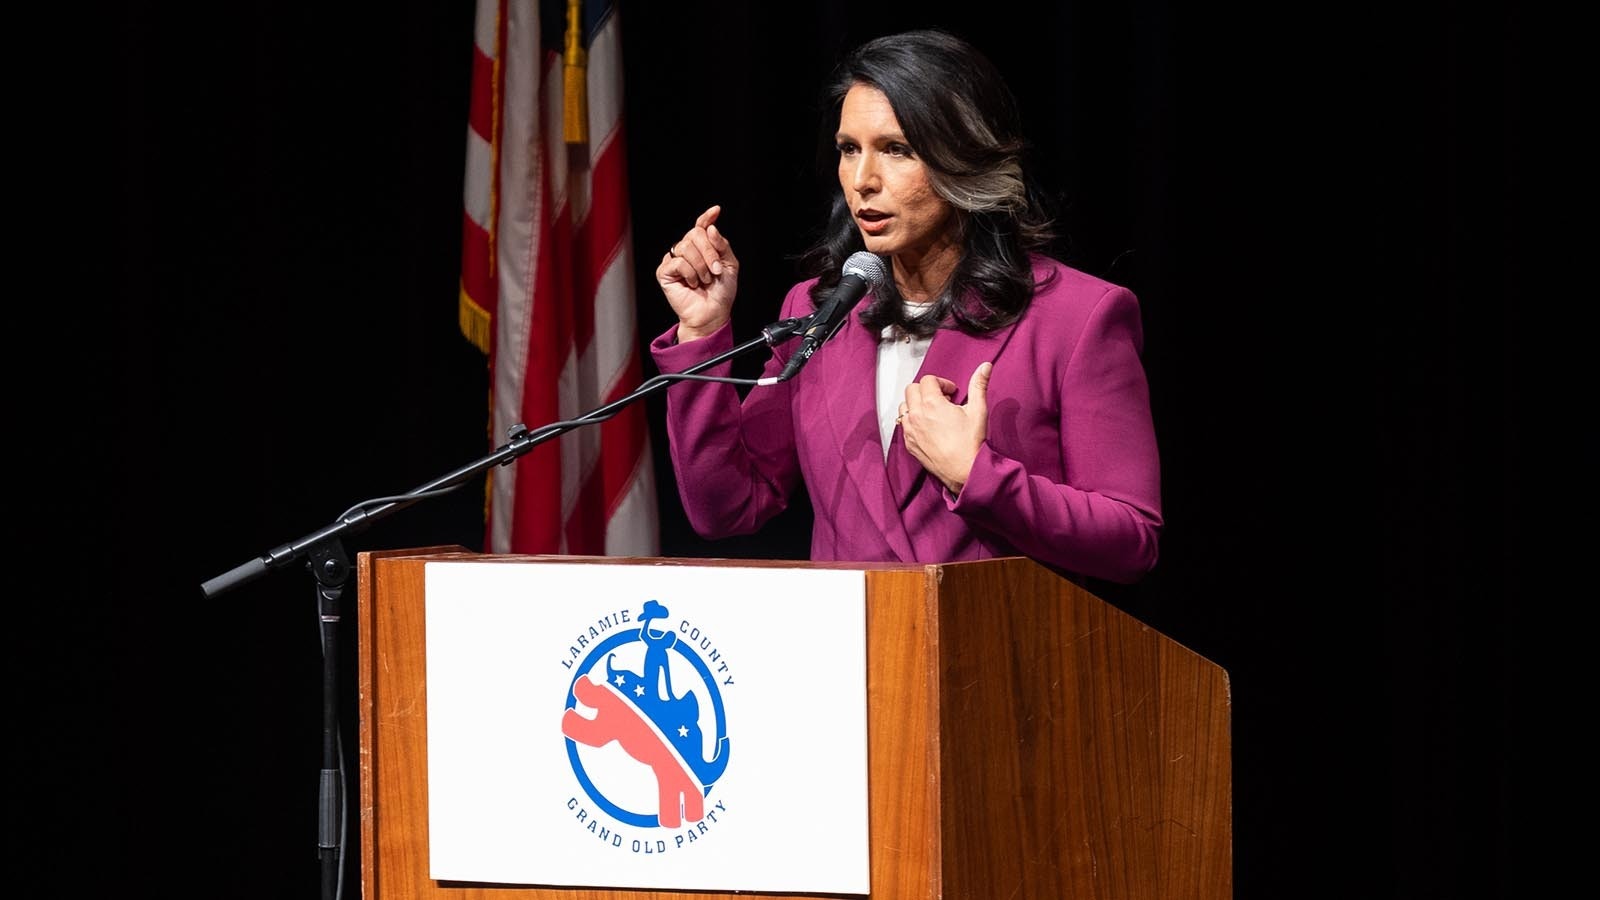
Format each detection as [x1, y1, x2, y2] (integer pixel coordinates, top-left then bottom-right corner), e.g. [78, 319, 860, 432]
[760, 316, 809, 344]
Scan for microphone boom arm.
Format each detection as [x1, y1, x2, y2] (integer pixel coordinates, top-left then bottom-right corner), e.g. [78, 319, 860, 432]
[197, 308, 807, 900]
[200, 315, 809, 598]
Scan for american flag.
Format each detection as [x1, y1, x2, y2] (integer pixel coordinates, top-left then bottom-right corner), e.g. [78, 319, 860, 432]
[459, 0, 658, 556]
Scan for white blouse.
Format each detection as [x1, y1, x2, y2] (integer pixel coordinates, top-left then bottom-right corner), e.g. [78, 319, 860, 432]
[876, 301, 936, 458]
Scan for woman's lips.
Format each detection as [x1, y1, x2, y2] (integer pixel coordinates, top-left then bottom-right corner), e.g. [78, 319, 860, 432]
[857, 210, 890, 235]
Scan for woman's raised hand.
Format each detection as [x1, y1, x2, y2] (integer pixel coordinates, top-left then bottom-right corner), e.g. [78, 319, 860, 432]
[655, 204, 740, 342]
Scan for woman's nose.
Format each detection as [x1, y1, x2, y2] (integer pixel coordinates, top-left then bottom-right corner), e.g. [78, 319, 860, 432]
[850, 155, 880, 195]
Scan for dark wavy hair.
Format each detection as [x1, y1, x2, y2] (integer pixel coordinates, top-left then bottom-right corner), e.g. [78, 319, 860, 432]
[798, 29, 1059, 337]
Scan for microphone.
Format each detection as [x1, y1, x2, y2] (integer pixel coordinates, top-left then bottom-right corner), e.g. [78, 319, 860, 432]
[764, 251, 888, 384]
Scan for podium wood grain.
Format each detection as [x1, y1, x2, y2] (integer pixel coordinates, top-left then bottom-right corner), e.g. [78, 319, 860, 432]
[358, 551, 1230, 899]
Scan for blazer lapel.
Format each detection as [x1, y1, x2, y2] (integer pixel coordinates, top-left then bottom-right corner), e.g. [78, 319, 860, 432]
[814, 309, 919, 561]
[885, 318, 1022, 511]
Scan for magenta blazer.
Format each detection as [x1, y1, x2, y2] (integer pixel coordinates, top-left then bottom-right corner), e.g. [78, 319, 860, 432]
[649, 255, 1162, 583]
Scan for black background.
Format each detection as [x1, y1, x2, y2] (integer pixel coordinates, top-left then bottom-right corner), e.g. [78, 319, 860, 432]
[49, 1, 1531, 897]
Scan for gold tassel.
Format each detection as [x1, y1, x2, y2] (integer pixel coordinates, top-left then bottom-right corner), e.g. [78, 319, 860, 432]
[458, 284, 493, 355]
[562, 0, 588, 144]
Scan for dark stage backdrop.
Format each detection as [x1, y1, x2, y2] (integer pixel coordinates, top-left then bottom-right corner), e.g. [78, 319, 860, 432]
[78, 2, 1525, 898]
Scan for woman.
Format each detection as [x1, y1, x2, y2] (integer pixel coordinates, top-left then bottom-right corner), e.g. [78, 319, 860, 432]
[650, 29, 1161, 584]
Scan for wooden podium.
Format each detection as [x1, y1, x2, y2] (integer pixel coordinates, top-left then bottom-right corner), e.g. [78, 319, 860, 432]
[357, 549, 1231, 899]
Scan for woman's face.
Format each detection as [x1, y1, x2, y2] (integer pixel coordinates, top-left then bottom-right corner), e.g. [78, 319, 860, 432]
[836, 84, 956, 265]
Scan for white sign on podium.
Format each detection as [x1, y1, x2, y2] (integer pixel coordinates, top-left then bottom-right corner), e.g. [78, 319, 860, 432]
[423, 561, 871, 894]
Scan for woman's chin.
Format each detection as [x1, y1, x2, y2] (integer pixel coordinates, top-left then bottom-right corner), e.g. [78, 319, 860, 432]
[856, 232, 895, 255]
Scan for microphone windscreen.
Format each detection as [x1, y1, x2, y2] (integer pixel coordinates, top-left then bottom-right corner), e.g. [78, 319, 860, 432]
[842, 251, 888, 288]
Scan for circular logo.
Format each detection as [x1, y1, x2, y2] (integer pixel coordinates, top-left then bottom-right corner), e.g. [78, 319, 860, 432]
[561, 602, 731, 828]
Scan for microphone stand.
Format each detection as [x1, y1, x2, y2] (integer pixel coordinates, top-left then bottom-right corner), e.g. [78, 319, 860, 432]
[199, 314, 808, 900]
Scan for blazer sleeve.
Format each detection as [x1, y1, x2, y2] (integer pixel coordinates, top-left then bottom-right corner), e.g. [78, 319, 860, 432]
[647, 284, 811, 539]
[950, 286, 1163, 583]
